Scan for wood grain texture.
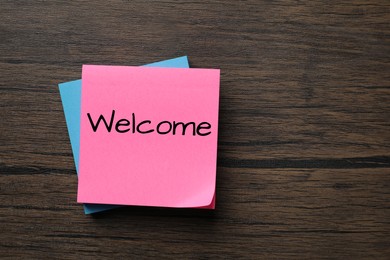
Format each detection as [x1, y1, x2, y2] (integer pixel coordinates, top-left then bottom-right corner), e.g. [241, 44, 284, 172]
[0, 0, 389, 258]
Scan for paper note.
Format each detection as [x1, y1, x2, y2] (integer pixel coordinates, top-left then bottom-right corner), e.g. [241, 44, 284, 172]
[78, 66, 220, 208]
[59, 56, 191, 214]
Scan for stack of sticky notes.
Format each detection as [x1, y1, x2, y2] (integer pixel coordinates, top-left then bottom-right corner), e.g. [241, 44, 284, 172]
[58, 57, 220, 214]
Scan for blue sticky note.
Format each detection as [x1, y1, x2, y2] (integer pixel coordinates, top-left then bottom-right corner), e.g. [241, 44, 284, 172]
[58, 56, 190, 214]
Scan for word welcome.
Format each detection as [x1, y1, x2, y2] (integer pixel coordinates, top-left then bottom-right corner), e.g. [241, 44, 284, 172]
[87, 110, 211, 136]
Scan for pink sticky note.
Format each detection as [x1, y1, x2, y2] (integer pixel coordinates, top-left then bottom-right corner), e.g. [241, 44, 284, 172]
[78, 66, 220, 208]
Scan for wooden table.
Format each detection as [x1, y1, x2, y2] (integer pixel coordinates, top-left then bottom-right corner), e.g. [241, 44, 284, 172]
[1, 1, 389, 258]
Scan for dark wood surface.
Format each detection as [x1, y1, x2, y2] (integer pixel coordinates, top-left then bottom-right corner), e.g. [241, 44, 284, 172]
[1, 1, 389, 258]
